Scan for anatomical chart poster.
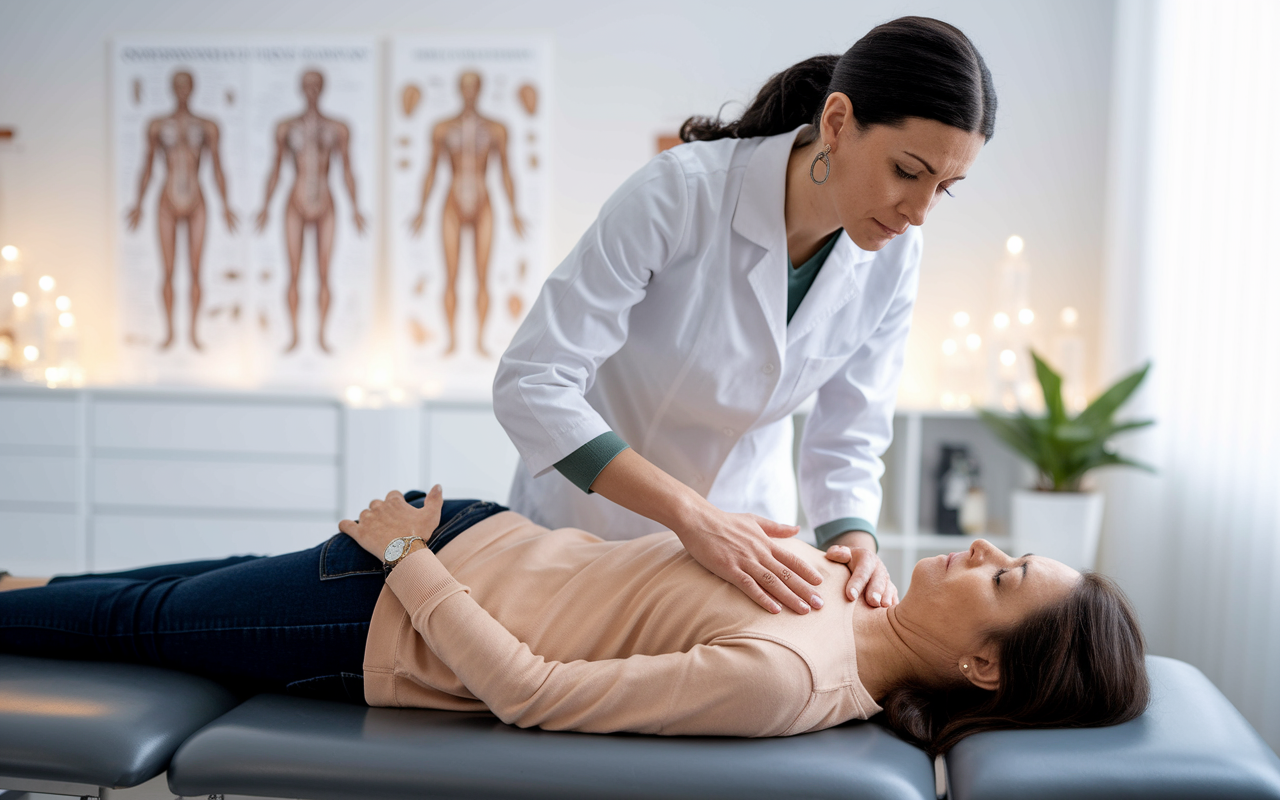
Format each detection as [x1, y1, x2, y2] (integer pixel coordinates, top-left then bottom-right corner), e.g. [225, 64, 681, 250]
[389, 35, 550, 398]
[113, 36, 377, 387]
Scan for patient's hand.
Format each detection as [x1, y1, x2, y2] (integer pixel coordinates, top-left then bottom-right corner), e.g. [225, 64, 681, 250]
[340, 486, 444, 560]
[824, 534, 898, 608]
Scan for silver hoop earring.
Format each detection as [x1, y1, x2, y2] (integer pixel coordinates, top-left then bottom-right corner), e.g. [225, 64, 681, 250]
[810, 143, 832, 185]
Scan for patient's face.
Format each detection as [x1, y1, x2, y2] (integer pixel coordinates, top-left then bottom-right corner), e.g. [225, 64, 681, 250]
[898, 539, 1080, 658]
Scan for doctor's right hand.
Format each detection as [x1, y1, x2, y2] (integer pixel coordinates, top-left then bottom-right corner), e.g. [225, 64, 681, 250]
[676, 510, 826, 615]
[585, 449, 825, 616]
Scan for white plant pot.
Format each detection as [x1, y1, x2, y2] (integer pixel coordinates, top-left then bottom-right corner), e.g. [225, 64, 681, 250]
[1010, 490, 1106, 571]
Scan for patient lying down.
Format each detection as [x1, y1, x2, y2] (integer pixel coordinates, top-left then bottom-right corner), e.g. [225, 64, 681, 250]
[0, 487, 1149, 756]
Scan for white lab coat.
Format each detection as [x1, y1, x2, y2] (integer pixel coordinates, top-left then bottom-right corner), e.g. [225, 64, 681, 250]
[494, 126, 921, 540]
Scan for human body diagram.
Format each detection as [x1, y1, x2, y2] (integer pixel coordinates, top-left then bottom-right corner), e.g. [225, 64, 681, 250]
[410, 72, 525, 358]
[126, 71, 238, 351]
[256, 70, 367, 354]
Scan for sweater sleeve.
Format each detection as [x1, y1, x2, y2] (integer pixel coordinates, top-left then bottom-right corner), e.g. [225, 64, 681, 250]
[385, 548, 814, 737]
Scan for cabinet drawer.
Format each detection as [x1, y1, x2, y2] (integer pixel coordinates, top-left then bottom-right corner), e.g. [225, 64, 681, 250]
[0, 511, 81, 574]
[93, 459, 338, 513]
[92, 515, 335, 572]
[0, 455, 77, 504]
[93, 401, 339, 456]
[0, 397, 78, 448]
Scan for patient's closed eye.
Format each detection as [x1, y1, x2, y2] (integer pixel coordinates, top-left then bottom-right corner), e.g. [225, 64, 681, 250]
[995, 559, 1031, 588]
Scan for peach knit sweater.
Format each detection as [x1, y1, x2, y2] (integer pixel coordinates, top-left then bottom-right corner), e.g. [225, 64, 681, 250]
[363, 511, 881, 736]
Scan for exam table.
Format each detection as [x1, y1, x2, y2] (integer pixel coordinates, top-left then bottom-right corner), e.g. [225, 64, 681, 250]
[1, 655, 1278, 800]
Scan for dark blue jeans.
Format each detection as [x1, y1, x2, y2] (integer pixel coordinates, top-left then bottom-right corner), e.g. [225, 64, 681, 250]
[0, 495, 506, 703]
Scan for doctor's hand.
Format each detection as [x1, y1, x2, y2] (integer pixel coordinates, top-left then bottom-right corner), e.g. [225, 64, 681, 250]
[676, 509, 826, 615]
[824, 532, 898, 608]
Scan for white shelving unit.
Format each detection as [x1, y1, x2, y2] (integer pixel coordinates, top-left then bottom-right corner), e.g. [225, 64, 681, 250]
[796, 408, 1027, 591]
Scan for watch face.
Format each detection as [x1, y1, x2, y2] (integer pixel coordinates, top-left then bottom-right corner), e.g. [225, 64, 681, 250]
[384, 539, 406, 562]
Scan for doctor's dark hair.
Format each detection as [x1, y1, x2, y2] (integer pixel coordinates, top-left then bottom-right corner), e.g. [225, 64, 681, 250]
[680, 16, 996, 144]
[879, 572, 1150, 757]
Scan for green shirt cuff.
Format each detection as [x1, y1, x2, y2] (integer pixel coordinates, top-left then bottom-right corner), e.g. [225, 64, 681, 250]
[553, 431, 631, 494]
[814, 517, 878, 552]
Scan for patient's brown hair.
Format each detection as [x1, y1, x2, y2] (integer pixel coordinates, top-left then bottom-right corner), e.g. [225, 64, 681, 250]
[881, 572, 1150, 757]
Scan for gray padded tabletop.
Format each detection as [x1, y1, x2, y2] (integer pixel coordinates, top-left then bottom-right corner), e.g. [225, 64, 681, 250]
[0, 655, 239, 788]
[169, 694, 935, 800]
[947, 655, 1280, 800]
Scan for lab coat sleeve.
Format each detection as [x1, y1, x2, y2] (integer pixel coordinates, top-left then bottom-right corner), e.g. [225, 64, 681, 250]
[386, 547, 814, 736]
[798, 231, 922, 532]
[493, 152, 691, 477]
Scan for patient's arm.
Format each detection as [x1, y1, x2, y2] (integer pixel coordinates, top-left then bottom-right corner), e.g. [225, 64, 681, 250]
[0, 576, 50, 592]
[383, 546, 813, 736]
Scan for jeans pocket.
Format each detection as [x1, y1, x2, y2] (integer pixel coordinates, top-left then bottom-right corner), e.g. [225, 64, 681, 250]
[319, 533, 385, 580]
[286, 672, 367, 704]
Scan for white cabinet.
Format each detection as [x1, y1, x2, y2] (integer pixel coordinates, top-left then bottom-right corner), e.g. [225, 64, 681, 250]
[0, 395, 79, 447]
[0, 511, 81, 576]
[92, 459, 338, 512]
[91, 516, 329, 572]
[92, 400, 339, 456]
[0, 455, 78, 504]
[0, 392, 83, 574]
[0, 387, 344, 574]
[0, 387, 523, 575]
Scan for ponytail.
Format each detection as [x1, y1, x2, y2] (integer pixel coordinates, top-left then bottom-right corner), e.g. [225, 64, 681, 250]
[680, 55, 837, 144]
[681, 16, 997, 145]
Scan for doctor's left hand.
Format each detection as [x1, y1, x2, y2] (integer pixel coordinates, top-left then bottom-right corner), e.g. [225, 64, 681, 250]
[340, 486, 444, 560]
[824, 533, 898, 608]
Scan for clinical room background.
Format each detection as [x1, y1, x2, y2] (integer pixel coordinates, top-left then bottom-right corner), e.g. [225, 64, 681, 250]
[1, 0, 1277, 756]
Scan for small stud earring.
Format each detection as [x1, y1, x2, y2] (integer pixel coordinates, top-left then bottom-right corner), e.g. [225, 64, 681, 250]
[962, 664, 969, 670]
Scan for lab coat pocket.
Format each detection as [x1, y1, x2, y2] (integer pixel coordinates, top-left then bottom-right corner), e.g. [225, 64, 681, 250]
[784, 355, 849, 411]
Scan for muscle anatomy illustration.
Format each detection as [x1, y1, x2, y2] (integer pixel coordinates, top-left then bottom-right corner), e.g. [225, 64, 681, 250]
[410, 71, 525, 358]
[255, 70, 366, 354]
[126, 71, 238, 350]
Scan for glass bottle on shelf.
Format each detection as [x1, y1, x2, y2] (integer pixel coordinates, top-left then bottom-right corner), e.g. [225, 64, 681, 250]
[935, 444, 979, 535]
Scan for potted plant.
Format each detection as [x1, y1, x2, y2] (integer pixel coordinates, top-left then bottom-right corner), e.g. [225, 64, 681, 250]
[978, 352, 1153, 570]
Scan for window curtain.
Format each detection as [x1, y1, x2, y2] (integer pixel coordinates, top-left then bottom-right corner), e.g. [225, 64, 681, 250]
[1101, 0, 1280, 753]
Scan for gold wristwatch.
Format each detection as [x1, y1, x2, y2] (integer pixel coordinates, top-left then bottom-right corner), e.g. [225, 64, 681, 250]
[382, 535, 426, 569]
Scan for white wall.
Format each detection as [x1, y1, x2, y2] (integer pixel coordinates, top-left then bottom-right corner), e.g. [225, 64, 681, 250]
[0, 0, 1114, 401]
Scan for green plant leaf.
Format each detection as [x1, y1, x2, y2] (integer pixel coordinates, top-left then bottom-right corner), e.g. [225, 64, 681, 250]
[1032, 351, 1067, 424]
[1022, 412, 1067, 488]
[1095, 451, 1158, 473]
[978, 355, 1156, 490]
[1052, 422, 1096, 442]
[1095, 419, 1156, 439]
[978, 409, 1042, 465]
[1076, 362, 1152, 428]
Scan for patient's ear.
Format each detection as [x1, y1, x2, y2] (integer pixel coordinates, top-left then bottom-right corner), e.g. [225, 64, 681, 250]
[957, 652, 1000, 691]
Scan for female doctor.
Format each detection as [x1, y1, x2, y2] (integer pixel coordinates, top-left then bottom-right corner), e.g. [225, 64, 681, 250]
[494, 16, 995, 615]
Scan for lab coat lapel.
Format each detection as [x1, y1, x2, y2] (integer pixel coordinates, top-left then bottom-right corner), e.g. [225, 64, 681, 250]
[786, 232, 877, 343]
[733, 129, 803, 359]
